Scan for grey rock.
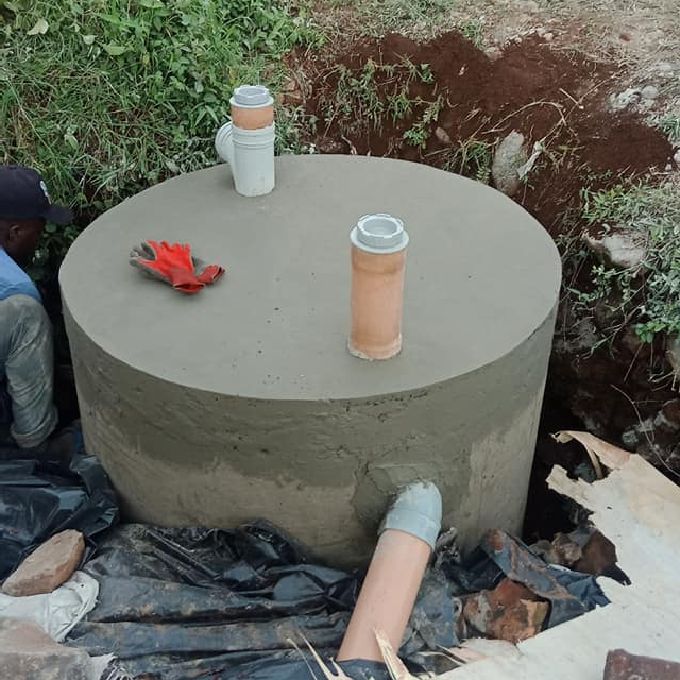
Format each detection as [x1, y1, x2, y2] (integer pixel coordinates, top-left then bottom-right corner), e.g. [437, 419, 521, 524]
[0, 618, 102, 680]
[668, 335, 680, 377]
[609, 88, 641, 111]
[435, 126, 452, 144]
[583, 231, 646, 269]
[491, 131, 526, 195]
[641, 85, 660, 100]
[621, 428, 640, 450]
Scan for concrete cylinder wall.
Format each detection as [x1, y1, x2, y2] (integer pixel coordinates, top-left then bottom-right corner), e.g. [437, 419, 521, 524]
[60, 156, 560, 566]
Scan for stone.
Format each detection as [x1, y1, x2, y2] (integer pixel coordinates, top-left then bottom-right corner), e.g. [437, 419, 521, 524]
[583, 231, 646, 270]
[2, 530, 85, 596]
[314, 136, 345, 154]
[435, 126, 452, 144]
[658, 400, 680, 430]
[575, 530, 618, 577]
[531, 531, 583, 566]
[667, 336, 680, 377]
[609, 88, 642, 111]
[549, 532, 582, 566]
[492, 131, 527, 195]
[604, 649, 680, 680]
[621, 427, 640, 450]
[641, 85, 660, 101]
[0, 617, 96, 679]
[279, 77, 303, 105]
[462, 578, 549, 643]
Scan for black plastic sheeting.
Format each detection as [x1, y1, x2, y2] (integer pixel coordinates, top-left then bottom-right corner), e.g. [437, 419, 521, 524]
[65, 523, 608, 679]
[0, 440, 119, 579]
[68, 524, 407, 679]
[0, 440, 610, 679]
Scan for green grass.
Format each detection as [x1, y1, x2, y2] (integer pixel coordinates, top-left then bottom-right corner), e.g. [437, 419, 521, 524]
[570, 181, 680, 344]
[332, 0, 457, 35]
[1, 0, 318, 269]
[403, 97, 443, 148]
[442, 138, 493, 183]
[657, 113, 680, 144]
[320, 57, 437, 138]
[457, 18, 483, 47]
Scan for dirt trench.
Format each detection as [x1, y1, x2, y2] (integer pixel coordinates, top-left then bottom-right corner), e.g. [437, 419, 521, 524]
[287, 30, 680, 479]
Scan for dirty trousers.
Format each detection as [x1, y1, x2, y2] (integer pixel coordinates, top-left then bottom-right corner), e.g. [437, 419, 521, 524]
[0, 294, 57, 448]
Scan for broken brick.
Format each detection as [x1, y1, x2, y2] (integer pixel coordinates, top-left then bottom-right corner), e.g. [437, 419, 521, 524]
[462, 578, 549, 644]
[575, 530, 618, 578]
[2, 529, 85, 597]
[603, 649, 680, 680]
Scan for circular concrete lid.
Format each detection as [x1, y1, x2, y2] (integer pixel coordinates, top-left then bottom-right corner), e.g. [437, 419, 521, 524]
[60, 155, 560, 400]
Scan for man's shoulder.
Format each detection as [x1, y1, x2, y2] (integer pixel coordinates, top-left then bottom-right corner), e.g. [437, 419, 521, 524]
[0, 249, 41, 303]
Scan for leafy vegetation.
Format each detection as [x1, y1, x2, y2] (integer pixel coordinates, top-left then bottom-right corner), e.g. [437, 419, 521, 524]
[1, 0, 318, 269]
[442, 138, 493, 183]
[350, 0, 457, 34]
[457, 18, 483, 47]
[403, 97, 443, 148]
[320, 57, 439, 146]
[570, 181, 680, 344]
[657, 113, 680, 144]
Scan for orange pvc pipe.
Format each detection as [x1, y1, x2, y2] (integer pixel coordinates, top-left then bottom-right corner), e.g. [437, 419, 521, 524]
[349, 214, 408, 361]
[231, 104, 274, 130]
[337, 528, 432, 662]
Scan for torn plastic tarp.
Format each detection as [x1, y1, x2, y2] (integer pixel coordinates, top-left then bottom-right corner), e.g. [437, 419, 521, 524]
[0, 444, 119, 580]
[443, 529, 609, 628]
[0, 571, 99, 641]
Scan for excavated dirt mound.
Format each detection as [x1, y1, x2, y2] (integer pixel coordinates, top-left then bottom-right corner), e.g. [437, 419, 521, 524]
[301, 32, 674, 232]
[293, 31, 680, 480]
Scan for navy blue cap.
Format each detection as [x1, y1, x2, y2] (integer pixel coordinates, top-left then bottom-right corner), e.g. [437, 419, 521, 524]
[0, 165, 73, 225]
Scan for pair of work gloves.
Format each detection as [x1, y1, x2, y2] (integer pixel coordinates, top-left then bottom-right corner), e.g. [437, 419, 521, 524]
[130, 240, 224, 294]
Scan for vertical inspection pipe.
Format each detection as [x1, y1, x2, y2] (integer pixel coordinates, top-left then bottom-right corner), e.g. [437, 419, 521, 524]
[349, 214, 409, 360]
[337, 482, 442, 663]
[216, 85, 276, 197]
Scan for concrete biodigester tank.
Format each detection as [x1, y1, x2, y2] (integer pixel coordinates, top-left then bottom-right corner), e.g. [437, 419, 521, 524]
[60, 155, 561, 565]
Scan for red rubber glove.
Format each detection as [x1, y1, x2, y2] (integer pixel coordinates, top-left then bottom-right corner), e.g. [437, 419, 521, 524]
[130, 240, 224, 294]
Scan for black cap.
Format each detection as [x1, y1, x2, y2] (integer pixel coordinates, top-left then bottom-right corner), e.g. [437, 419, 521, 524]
[0, 165, 73, 225]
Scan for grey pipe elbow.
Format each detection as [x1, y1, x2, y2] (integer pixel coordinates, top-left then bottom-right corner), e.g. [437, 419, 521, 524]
[380, 481, 442, 550]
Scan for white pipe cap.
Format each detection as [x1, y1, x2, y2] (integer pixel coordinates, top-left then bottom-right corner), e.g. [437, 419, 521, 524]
[231, 84, 274, 108]
[350, 214, 409, 254]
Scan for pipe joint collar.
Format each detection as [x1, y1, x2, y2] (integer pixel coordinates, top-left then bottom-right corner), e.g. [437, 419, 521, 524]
[380, 481, 442, 550]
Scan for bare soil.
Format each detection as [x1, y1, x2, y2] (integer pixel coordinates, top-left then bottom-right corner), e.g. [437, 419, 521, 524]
[299, 31, 674, 230]
[288, 29, 680, 479]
